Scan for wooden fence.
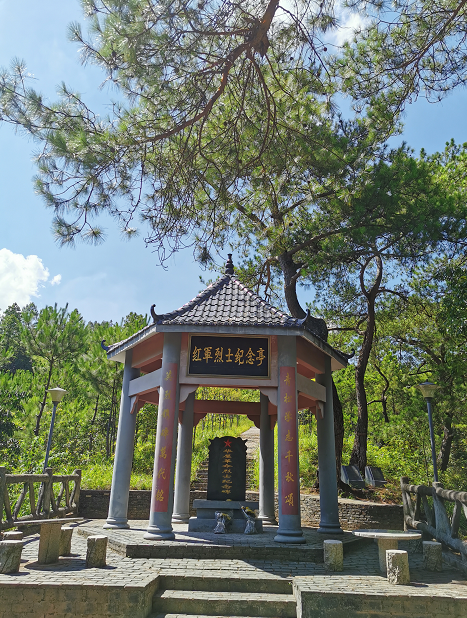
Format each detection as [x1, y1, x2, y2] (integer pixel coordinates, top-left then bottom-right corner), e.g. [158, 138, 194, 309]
[401, 476, 467, 569]
[0, 466, 81, 531]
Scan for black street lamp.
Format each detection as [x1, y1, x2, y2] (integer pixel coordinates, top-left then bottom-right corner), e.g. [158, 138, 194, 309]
[42, 387, 67, 473]
[417, 381, 439, 483]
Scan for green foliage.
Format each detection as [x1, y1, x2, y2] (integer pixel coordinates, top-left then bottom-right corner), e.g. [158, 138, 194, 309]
[0, 388, 23, 467]
[0, 304, 148, 476]
[0, 303, 32, 374]
[338, 0, 467, 110]
[0, 0, 402, 262]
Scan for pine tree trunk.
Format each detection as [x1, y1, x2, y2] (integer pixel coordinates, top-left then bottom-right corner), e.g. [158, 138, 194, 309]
[350, 360, 370, 473]
[349, 255, 383, 474]
[89, 395, 99, 453]
[438, 415, 454, 472]
[35, 362, 54, 436]
[333, 381, 344, 478]
[277, 251, 345, 482]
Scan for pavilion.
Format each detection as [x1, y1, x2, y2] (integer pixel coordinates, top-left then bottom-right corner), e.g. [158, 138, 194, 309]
[103, 256, 347, 543]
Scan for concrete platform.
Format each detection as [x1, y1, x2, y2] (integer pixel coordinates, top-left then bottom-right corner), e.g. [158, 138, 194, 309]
[76, 519, 363, 560]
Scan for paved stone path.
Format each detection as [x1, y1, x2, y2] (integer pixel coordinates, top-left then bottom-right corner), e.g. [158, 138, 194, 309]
[1, 520, 464, 599]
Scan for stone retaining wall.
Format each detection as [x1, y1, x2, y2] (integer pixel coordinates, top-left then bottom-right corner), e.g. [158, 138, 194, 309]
[0, 578, 159, 618]
[298, 494, 403, 531]
[293, 577, 467, 618]
[78, 489, 403, 530]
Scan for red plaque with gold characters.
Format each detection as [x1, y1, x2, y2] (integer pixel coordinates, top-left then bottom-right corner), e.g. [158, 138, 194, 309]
[188, 335, 269, 378]
[152, 362, 178, 512]
[279, 366, 299, 515]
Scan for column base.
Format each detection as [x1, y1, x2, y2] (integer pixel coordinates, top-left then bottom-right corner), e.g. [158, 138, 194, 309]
[144, 525, 175, 541]
[171, 513, 190, 524]
[258, 514, 278, 525]
[274, 529, 306, 544]
[103, 517, 129, 530]
[317, 524, 344, 535]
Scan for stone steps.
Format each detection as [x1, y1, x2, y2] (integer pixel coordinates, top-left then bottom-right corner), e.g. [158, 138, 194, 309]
[151, 615, 268, 618]
[158, 574, 293, 594]
[151, 615, 269, 618]
[151, 590, 296, 618]
[150, 569, 297, 618]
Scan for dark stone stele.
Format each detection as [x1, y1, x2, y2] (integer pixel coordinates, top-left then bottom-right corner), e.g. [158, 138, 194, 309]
[341, 464, 365, 489]
[365, 465, 387, 487]
[207, 436, 247, 502]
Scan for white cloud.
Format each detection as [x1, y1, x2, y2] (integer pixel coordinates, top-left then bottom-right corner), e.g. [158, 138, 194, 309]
[50, 274, 62, 286]
[325, 4, 370, 48]
[334, 10, 369, 46]
[0, 248, 50, 310]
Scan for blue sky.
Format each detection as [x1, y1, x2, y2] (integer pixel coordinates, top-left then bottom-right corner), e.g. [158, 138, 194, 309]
[1, 1, 466, 323]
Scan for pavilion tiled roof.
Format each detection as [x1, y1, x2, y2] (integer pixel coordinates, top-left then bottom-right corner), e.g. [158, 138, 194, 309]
[151, 273, 304, 329]
[106, 256, 347, 362]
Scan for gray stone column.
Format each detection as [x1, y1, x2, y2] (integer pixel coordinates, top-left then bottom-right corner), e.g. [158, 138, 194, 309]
[104, 350, 140, 529]
[145, 333, 181, 540]
[316, 355, 343, 534]
[274, 336, 305, 544]
[172, 390, 195, 524]
[259, 392, 277, 524]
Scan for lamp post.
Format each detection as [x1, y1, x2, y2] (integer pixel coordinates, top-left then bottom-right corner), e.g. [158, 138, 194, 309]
[417, 381, 439, 483]
[42, 387, 67, 473]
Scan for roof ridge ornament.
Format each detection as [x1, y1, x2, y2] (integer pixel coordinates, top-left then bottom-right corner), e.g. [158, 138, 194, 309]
[150, 304, 160, 323]
[225, 254, 234, 275]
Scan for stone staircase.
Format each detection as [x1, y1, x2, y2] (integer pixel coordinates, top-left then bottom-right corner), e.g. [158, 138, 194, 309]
[148, 573, 296, 618]
[191, 427, 260, 493]
[190, 459, 209, 492]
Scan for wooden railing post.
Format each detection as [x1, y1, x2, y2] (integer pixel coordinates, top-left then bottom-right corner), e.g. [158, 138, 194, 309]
[400, 476, 410, 530]
[42, 468, 53, 518]
[433, 481, 450, 536]
[71, 469, 81, 513]
[0, 467, 6, 527]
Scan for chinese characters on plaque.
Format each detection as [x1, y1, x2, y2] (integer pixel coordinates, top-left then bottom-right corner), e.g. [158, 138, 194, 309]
[279, 366, 299, 515]
[152, 363, 177, 512]
[188, 336, 269, 378]
[207, 436, 247, 501]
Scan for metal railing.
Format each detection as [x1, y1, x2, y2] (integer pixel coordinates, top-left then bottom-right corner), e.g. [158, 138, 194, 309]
[0, 466, 81, 531]
[400, 476, 467, 564]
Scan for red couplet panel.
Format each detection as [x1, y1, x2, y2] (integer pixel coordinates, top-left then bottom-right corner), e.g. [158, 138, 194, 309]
[279, 366, 299, 515]
[152, 362, 178, 512]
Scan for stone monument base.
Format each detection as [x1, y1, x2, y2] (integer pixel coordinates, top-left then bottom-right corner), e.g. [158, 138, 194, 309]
[188, 499, 263, 533]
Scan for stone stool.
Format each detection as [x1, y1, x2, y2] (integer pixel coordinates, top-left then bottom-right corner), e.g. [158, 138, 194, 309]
[0, 540, 24, 574]
[377, 538, 399, 574]
[86, 535, 108, 568]
[59, 526, 74, 557]
[2, 531, 23, 541]
[386, 549, 410, 585]
[423, 541, 443, 571]
[324, 539, 343, 571]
